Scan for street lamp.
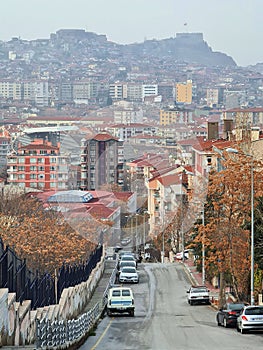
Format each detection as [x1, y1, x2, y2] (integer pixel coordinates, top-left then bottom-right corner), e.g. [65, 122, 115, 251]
[226, 148, 254, 305]
[201, 207, 205, 286]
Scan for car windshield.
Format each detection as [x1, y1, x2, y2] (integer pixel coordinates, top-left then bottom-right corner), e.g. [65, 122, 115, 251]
[191, 288, 207, 293]
[122, 268, 136, 273]
[120, 261, 135, 267]
[228, 303, 244, 310]
[121, 256, 135, 261]
[245, 307, 263, 315]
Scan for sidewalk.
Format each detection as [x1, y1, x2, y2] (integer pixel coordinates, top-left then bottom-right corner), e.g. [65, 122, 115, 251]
[182, 258, 221, 308]
[82, 259, 117, 314]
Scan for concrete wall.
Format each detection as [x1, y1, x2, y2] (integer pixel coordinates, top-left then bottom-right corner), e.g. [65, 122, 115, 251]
[0, 249, 105, 347]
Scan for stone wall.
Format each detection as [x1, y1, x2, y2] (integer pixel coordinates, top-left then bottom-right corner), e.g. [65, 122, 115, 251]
[0, 248, 105, 347]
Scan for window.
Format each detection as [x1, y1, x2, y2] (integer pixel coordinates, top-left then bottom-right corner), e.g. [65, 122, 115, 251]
[50, 166, 56, 171]
[30, 174, 37, 179]
[38, 166, 44, 171]
[18, 157, 25, 163]
[30, 158, 37, 164]
[37, 158, 44, 163]
[38, 174, 45, 179]
[18, 174, 25, 179]
[50, 182, 56, 187]
[50, 174, 56, 179]
[18, 166, 24, 171]
[30, 166, 37, 171]
[50, 158, 57, 163]
[122, 290, 131, 296]
[112, 290, 121, 297]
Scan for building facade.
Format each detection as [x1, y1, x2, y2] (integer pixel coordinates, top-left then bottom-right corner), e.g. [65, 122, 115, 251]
[80, 132, 123, 190]
[7, 139, 69, 190]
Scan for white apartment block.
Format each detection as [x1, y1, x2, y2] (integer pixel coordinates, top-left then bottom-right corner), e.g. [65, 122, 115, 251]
[23, 81, 49, 106]
[206, 88, 219, 107]
[142, 84, 158, 100]
[0, 80, 22, 100]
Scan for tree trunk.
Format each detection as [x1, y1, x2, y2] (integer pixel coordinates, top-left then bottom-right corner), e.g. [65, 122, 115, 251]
[219, 271, 226, 308]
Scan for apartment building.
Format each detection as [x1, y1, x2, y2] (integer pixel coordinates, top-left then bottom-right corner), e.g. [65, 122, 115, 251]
[0, 80, 22, 100]
[175, 80, 192, 104]
[109, 82, 128, 101]
[23, 80, 49, 106]
[160, 106, 194, 126]
[0, 136, 12, 167]
[7, 139, 69, 190]
[142, 84, 158, 100]
[113, 100, 143, 124]
[80, 132, 123, 190]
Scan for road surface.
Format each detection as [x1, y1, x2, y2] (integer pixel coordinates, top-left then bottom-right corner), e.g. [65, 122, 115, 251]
[80, 262, 263, 350]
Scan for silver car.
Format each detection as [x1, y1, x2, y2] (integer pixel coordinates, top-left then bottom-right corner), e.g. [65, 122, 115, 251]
[236, 305, 263, 334]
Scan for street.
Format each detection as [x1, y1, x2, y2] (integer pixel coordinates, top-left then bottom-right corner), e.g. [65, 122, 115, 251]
[80, 263, 263, 350]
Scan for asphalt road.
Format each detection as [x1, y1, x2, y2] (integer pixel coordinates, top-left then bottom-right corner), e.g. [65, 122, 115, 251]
[80, 262, 263, 350]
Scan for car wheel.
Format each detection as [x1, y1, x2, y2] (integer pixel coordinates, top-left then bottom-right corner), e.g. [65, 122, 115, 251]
[189, 300, 193, 305]
[236, 323, 241, 332]
[107, 309, 112, 317]
[223, 317, 228, 328]
[129, 310, 134, 317]
[240, 327, 247, 334]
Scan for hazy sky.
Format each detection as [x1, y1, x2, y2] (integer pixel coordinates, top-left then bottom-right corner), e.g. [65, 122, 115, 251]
[1, 0, 262, 66]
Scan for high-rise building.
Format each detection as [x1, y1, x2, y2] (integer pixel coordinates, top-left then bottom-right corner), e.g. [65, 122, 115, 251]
[175, 79, 192, 104]
[80, 132, 123, 190]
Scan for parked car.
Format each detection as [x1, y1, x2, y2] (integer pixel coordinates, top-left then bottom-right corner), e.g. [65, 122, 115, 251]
[236, 305, 263, 334]
[118, 260, 137, 271]
[106, 286, 135, 317]
[216, 303, 246, 327]
[187, 285, 210, 305]
[119, 254, 137, 268]
[175, 249, 193, 260]
[121, 237, 131, 246]
[119, 266, 139, 284]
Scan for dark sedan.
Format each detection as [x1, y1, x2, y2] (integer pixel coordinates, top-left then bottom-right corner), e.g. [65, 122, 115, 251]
[216, 303, 246, 328]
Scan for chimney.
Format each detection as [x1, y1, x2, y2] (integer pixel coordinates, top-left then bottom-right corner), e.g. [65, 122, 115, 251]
[207, 122, 219, 140]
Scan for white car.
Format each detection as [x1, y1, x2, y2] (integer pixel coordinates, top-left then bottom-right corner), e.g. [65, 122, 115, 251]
[236, 305, 263, 334]
[119, 266, 139, 283]
[187, 285, 210, 305]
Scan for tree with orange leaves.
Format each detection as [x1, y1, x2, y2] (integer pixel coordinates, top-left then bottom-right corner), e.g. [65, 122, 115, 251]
[193, 150, 263, 305]
[0, 194, 97, 275]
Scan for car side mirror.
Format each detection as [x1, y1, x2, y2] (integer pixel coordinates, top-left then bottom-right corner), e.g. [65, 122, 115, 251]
[186, 290, 190, 293]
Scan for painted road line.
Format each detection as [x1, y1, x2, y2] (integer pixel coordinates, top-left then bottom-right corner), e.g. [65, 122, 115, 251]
[90, 318, 114, 350]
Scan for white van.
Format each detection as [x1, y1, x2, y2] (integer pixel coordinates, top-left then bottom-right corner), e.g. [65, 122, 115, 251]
[107, 286, 135, 316]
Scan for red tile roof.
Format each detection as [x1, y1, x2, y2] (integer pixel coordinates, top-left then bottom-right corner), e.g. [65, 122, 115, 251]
[92, 133, 119, 141]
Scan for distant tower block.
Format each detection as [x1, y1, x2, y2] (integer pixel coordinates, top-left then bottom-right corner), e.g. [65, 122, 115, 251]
[207, 122, 219, 140]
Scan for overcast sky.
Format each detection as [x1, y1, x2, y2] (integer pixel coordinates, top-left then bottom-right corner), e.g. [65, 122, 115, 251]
[1, 0, 262, 67]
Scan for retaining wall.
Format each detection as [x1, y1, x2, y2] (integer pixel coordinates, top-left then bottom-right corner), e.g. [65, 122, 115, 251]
[0, 249, 105, 347]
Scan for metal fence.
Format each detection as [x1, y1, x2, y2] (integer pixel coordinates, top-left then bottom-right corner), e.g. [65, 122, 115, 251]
[0, 237, 103, 309]
[36, 259, 118, 349]
[36, 303, 100, 349]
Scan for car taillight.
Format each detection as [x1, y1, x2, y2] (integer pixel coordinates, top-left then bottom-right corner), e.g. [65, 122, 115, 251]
[242, 315, 248, 321]
[132, 299, 134, 305]
[229, 311, 237, 315]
